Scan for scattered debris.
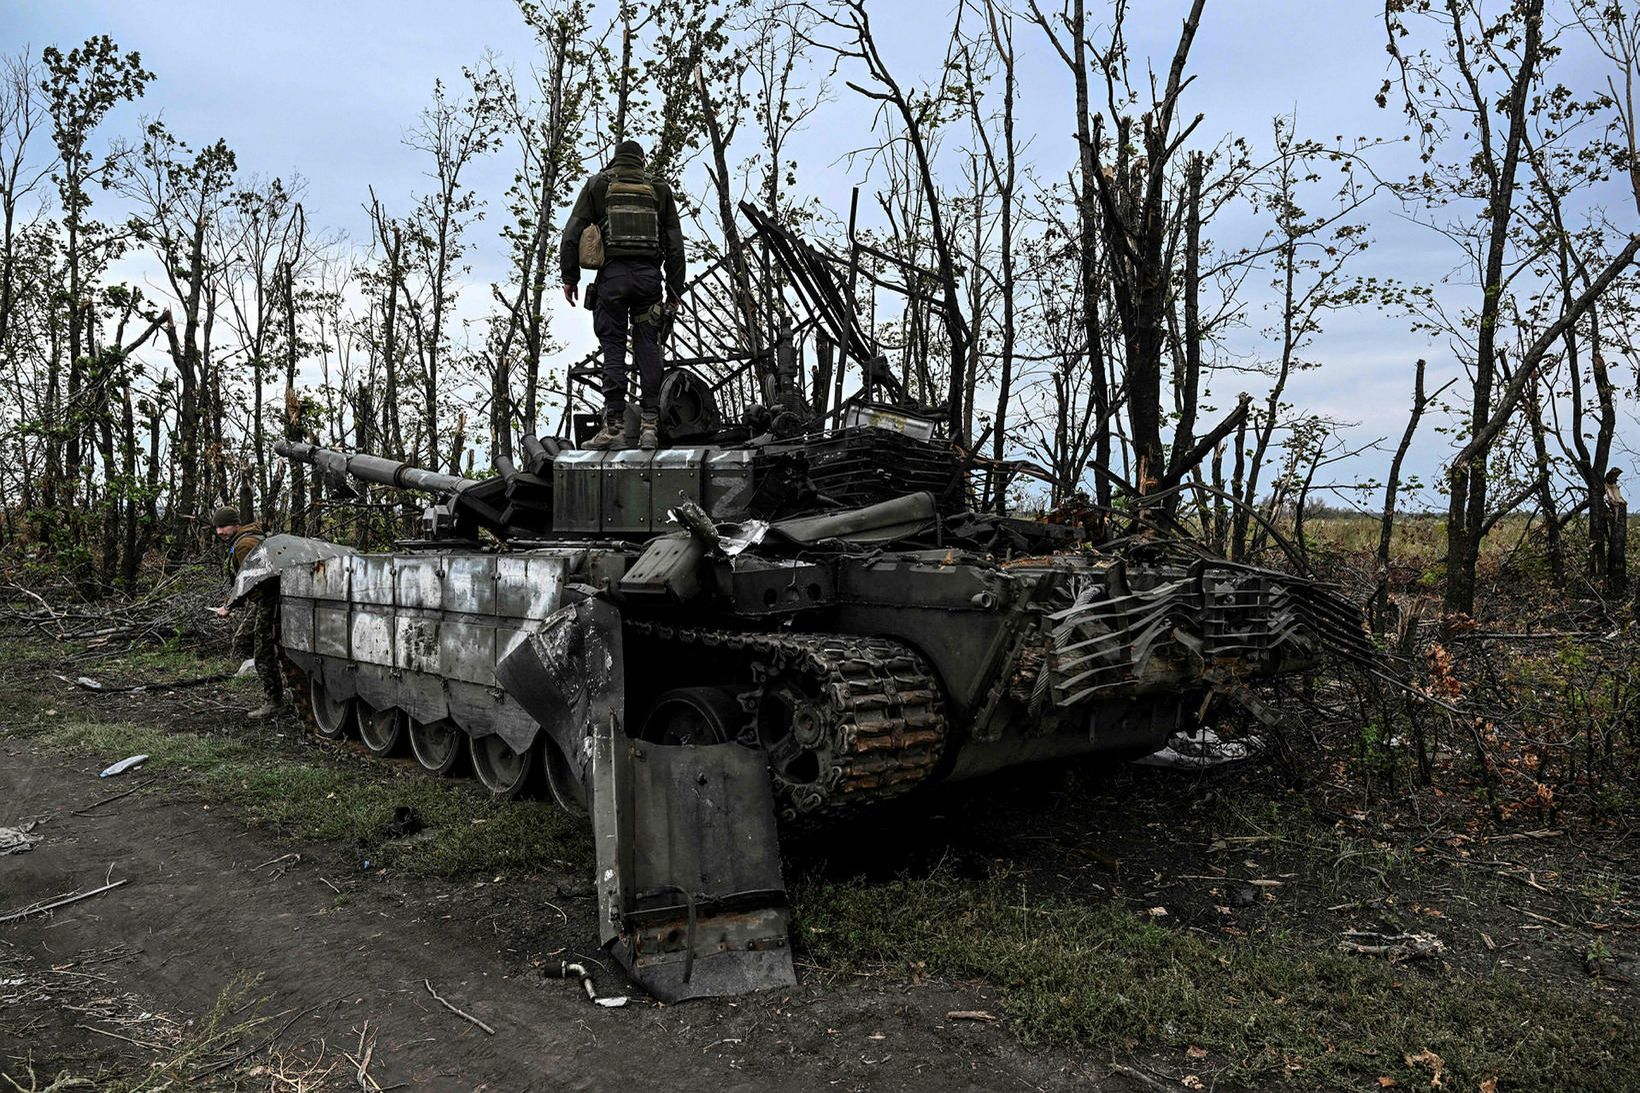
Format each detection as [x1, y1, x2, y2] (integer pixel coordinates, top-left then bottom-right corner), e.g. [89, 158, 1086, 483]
[72, 784, 148, 815]
[543, 960, 628, 1007]
[1403, 1048, 1447, 1086]
[1133, 728, 1264, 770]
[346, 1021, 382, 1093]
[9, 573, 219, 646]
[0, 821, 42, 856]
[1338, 930, 1445, 963]
[59, 671, 236, 694]
[1107, 1061, 1174, 1091]
[944, 1010, 996, 1022]
[75, 1022, 163, 1050]
[384, 805, 423, 839]
[423, 977, 497, 1035]
[255, 853, 301, 878]
[0, 879, 130, 924]
[99, 755, 149, 778]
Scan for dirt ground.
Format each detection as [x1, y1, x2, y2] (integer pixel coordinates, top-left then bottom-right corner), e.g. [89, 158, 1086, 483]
[1, 745, 1119, 1092]
[0, 636, 1134, 1092]
[3, 626, 1639, 1091]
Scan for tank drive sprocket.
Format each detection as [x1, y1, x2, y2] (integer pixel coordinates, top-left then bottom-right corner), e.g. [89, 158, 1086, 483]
[627, 623, 947, 819]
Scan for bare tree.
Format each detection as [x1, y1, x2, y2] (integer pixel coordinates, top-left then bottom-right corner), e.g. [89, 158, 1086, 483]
[1035, 0, 1208, 492]
[1028, 0, 1115, 515]
[223, 175, 307, 510]
[958, 0, 1020, 509]
[810, 0, 974, 442]
[0, 49, 53, 357]
[365, 189, 409, 461]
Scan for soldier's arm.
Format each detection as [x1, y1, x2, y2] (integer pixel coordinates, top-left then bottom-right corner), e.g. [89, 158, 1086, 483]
[559, 176, 600, 290]
[659, 184, 686, 302]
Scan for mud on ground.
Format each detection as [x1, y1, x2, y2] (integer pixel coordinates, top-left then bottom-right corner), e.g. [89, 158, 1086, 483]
[1, 623, 1637, 1091]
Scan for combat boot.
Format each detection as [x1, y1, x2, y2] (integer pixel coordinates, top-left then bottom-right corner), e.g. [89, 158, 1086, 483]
[639, 411, 659, 451]
[583, 416, 624, 451]
[247, 698, 288, 721]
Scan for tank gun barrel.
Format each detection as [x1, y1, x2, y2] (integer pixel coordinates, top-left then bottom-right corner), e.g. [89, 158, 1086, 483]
[276, 440, 471, 496]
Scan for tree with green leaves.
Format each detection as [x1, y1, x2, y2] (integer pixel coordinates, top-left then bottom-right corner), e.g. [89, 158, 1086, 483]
[40, 36, 151, 510]
[402, 71, 503, 471]
[120, 121, 237, 540]
[491, 1, 601, 452]
[1383, 0, 1640, 615]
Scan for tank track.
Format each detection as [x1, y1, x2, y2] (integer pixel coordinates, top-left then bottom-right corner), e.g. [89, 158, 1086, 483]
[627, 622, 948, 819]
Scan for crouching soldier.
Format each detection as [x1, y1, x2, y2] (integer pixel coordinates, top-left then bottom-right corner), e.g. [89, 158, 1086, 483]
[210, 505, 286, 720]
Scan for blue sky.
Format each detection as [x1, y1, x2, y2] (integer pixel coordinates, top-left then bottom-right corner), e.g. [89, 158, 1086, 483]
[8, 0, 1629, 506]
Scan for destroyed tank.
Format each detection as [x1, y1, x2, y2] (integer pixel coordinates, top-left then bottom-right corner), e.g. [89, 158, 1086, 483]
[238, 204, 1371, 1003]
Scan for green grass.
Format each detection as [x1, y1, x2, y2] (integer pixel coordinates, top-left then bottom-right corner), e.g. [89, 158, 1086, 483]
[796, 864, 1637, 1091]
[26, 718, 592, 879]
[1305, 510, 1640, 563]
[118, 643, 241, 677]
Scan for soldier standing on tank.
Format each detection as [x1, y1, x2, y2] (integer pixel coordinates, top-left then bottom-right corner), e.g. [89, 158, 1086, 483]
[210, 505, 285, 720]
[560, 139, 686, 451]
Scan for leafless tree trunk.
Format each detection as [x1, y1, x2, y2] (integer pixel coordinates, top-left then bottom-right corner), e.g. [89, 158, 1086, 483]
[1029, 0, 1112, 517]
[817, 0, 973, 442]
[1081, 0, 1207, 491]
[1376, 359, 1438, 630]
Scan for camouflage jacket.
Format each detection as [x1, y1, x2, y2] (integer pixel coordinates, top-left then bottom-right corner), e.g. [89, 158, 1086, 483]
[226, 525, 265, 576]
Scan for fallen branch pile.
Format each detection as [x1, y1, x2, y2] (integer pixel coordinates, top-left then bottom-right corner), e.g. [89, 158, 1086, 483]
[1, 569, 224, 650]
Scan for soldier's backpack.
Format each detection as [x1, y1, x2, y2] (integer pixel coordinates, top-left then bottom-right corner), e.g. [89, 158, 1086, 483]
[602, 170, 661, 258]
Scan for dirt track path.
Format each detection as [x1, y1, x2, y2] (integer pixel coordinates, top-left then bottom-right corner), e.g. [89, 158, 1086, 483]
[0, 744, 1105, 1091]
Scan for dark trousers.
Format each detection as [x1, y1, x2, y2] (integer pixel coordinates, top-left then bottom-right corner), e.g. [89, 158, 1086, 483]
[593, 258, 664, 418]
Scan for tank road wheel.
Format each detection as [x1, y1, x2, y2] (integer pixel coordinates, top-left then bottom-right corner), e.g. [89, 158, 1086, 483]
[470, 734, 537, 800]
[639, 686, 743, 746]
[357, 704, 404, 758]
[309, 678, 354, 741]
[408, 717, 465, 777]
[538, 737, 586, 814]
